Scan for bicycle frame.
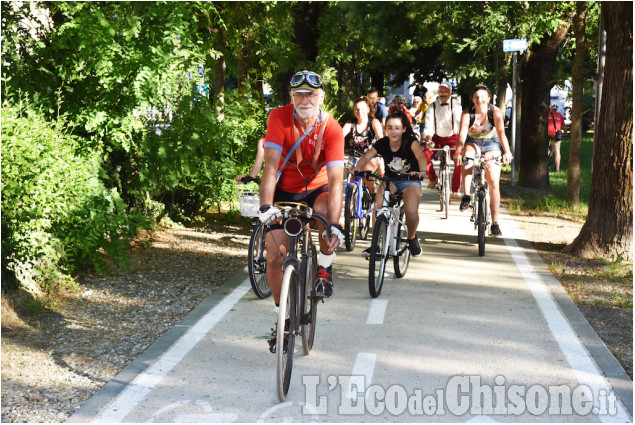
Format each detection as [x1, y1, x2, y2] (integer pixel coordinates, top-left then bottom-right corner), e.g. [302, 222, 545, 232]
[267, 203, 331, 401]
[345, 158, 374, 220]
[428, 143, 453, 218]
[464, 155, 501, 232]
[376, 188, 405, 258]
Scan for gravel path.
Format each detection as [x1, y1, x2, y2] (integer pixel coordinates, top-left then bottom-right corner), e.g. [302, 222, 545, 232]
[1, 222, 251, 423]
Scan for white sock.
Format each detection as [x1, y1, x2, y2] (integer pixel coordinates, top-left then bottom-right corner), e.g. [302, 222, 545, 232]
[318, 251, 335, 268]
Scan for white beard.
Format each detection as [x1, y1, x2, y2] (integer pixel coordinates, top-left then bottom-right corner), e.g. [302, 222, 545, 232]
[294, 102, 319, 120]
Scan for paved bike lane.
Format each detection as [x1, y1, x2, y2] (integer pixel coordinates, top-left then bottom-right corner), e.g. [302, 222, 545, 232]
[69, 189, 632, 423]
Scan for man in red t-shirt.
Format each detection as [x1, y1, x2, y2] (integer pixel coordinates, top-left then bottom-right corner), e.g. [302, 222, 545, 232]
[388, 95, 414, 126]
[547, 104, 567, 172]
[259, 71, 344, 333]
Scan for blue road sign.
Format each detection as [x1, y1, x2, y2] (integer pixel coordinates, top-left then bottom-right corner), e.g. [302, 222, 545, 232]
[503, 39, 527, 52]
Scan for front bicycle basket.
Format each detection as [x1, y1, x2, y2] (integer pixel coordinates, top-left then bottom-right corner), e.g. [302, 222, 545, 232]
[236, 184, 260, 217]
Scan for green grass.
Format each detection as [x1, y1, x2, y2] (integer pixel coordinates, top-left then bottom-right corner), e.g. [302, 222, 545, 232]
[502, 132, 594, 222]
[550, 132, 594, 202]
[596, 255, 634, 284]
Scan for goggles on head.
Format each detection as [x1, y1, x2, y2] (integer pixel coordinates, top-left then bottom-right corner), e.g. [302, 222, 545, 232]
[290, 70, 323, 90]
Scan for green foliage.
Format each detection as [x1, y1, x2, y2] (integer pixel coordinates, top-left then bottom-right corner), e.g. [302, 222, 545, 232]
[1, 1, 606, 293]
[139, 84, 267, 218]
[1, 102, 149, 293]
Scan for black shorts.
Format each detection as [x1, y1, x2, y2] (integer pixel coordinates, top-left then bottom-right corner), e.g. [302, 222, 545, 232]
[270, 184, 329, 230]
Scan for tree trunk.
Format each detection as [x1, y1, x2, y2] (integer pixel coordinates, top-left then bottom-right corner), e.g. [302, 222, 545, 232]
[495, 52, 508, 111]
[565, 1, 633, 260]
[518, 23, 570, 189]
[566, 2, 591, 205]
[370, 70, 385, 96]
[293, 2, 322, 63]
[214, 39, 226, 119]
[275, 2, 324, 106]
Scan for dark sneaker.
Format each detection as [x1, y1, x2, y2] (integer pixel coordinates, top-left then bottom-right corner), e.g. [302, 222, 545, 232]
[314, 265, 333, 298]
[362, 246, 380, 259]
[459, 195, 471, 212]
[268, 319, 289, 354]
[408, 237, 422, 256]
[491, 222, 502, 237]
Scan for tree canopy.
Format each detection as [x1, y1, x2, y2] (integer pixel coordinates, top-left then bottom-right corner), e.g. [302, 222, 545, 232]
[4, 1, 628, 292]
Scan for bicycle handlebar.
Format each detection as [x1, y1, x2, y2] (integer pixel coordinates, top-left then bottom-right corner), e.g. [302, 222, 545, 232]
[239, 175, 262, 184]
[354, 171, 425, 182]
[427, 142, 451, 152]
[462, 155, 503, 166]
[265, 203, 332, 238]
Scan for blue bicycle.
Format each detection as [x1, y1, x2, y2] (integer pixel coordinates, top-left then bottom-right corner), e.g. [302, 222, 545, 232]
[343, 157, 374, 251]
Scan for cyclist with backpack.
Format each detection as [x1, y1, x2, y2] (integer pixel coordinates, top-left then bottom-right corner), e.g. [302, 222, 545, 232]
[258, 71, 344, 352]
[453, 85, 513, 237]
[547, 103, 566, 172]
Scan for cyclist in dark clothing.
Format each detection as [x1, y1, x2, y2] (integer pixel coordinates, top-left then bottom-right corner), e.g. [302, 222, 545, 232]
[355, 110, 427, 256]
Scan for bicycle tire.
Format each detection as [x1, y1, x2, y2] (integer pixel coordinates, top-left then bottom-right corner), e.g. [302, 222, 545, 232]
[438, 177, 444, 212]
[442, 168, 450, 220]
[359, 190, 372, 240]
[301, 242, 318, 355]
[369, 215, 388, 298]
[344, 184, 358, 251]
[547, 141, 555, 172]
[276, 264, 297, 402]
[248, 224, 271, 299]
[477, 190, 486, 257]
[393, 209, 410, 278]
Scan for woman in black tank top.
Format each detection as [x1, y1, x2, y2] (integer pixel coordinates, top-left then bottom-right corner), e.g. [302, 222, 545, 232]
[342, 96, 385, 196]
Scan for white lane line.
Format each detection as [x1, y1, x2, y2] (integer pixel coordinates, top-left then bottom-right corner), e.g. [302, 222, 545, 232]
[94, 280, 251, 423]
[343, 352, 377, 399]
[501, 218, 631, 423]
[367, 299, 388, 324]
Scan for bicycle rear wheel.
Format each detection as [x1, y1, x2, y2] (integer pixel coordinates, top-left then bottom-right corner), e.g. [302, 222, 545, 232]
[393, 209, 410, 278]
[477, 191, 486, 257]
[301, 242, 318, 355]
[369, 215, 388, 298]
[547, 141, 555, 171]
[276, 264, 297, 402]
[248, 224, 270, 299]
[344, 184, 358, 251]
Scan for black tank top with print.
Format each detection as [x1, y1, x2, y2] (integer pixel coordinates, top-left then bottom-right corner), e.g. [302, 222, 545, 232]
[349, 120, 376, 158]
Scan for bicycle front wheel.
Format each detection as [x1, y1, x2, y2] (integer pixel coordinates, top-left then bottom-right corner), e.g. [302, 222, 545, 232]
[369, 215, 388, 298]
[248, 224, 270, 299]
[359, 190, 372, 240]
[344, 184, 359, 251]
[477, 191, 486, 257]
[301, 242, 318, 355]
[276, 264, 297, 402]
[442, 169, 450, 220]
[393, 209, 410, 278]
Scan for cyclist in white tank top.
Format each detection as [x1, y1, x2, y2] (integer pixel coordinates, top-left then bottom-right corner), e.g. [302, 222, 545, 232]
[453, 85, 513, 237]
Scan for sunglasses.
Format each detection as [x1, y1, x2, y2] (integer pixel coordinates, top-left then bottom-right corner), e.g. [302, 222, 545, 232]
[290, 70, 323, 89]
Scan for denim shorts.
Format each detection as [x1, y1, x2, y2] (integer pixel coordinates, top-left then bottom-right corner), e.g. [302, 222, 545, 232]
[466, 137, 502, 155]
[391, 179, 421, 193]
